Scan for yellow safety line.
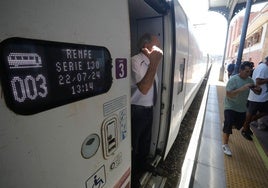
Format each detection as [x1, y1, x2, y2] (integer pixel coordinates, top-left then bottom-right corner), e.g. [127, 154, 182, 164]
[252, 135, 268, 170]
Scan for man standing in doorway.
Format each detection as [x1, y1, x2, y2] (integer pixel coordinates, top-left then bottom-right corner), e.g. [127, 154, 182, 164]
[131, 33, 163, 186]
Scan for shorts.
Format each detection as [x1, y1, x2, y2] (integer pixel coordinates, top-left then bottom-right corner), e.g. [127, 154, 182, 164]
[223, 109, 246, 134]
[247, 100, 268, 115]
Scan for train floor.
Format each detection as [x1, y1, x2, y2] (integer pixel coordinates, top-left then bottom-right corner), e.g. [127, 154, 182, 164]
[192, 62, 268, 188]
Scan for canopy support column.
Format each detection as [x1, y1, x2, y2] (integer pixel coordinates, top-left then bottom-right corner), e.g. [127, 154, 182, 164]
[234, 0, 253, 74]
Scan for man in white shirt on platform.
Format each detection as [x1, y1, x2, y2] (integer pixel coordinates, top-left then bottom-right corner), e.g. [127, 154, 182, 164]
[242, 56, 268, 140]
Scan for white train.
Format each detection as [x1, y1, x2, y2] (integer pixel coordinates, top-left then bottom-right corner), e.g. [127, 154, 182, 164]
[0, 0, 210, 187]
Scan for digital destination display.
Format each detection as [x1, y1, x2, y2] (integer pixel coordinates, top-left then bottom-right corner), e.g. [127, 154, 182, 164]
[0, 38, 112, 115]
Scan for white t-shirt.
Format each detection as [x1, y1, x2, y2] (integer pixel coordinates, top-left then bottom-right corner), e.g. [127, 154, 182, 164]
[131, 53, 158, 106]
[248, 63, 268, 102]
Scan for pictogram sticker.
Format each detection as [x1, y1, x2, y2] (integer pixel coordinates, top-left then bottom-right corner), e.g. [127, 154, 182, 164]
[86, 165, 106, 188]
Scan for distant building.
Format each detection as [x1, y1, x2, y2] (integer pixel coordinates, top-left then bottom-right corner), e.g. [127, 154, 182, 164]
[226, 3, 268, 67]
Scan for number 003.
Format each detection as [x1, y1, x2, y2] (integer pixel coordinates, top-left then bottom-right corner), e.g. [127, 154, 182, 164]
[11, 74, 48, 103]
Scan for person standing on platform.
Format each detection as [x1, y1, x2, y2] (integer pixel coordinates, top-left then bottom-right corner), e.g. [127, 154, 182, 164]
[222, 61, 261, 156]
[241, 56, 268, 140]
[227, 59, 235, 79]
[131, 33, 163, 185]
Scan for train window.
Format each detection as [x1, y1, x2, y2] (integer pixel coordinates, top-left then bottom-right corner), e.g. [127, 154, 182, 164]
[0, 38, 112, 115]
[177, 58, 185, 94]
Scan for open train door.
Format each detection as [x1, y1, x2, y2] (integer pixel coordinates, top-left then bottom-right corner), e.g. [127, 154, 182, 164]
[162, 0, 189, 159]
[129, 0, 189, 161]
[136, 17, 164, 157]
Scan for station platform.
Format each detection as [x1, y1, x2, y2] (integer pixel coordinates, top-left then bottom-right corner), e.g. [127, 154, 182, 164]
[179, 62, 268, 188]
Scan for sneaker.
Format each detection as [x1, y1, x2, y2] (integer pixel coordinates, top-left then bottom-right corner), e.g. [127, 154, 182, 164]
[222, 144, 232, 156]
[241, 130, 253, 141]
[250, 121, 258, 127]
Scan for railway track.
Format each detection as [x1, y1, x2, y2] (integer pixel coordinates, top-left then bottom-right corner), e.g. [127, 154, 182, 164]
[158, 71, 210, 188]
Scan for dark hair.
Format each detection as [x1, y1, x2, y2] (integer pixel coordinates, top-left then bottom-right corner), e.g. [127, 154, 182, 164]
[240, 61, 253, 70]
[265, 56, 268, 62]
[138, 33, 153, 51]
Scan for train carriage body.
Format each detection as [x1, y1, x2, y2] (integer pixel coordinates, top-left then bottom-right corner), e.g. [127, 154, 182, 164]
[0, 0, 209, 187]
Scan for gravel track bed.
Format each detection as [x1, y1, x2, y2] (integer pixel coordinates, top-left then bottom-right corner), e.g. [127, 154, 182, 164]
[158, 73, 209, 188]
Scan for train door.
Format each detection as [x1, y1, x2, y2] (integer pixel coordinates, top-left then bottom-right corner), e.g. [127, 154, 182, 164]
[136, 17, 164, 156]
[162, 0, 189, 158]
[0, 0, 131, 188]
[128, 0, 173, 162]
[128, 0, 189, 159]
[129, 0, 190, 161]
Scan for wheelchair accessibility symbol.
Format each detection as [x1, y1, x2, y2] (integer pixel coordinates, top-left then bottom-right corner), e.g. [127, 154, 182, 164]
[86, 165, 106, 188]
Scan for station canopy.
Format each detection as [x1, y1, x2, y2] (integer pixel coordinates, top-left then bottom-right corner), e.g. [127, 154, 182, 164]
[208, 0, 268, 20]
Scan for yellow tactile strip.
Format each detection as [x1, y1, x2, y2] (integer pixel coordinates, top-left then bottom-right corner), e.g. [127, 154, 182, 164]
[216, 84, 268, 188]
